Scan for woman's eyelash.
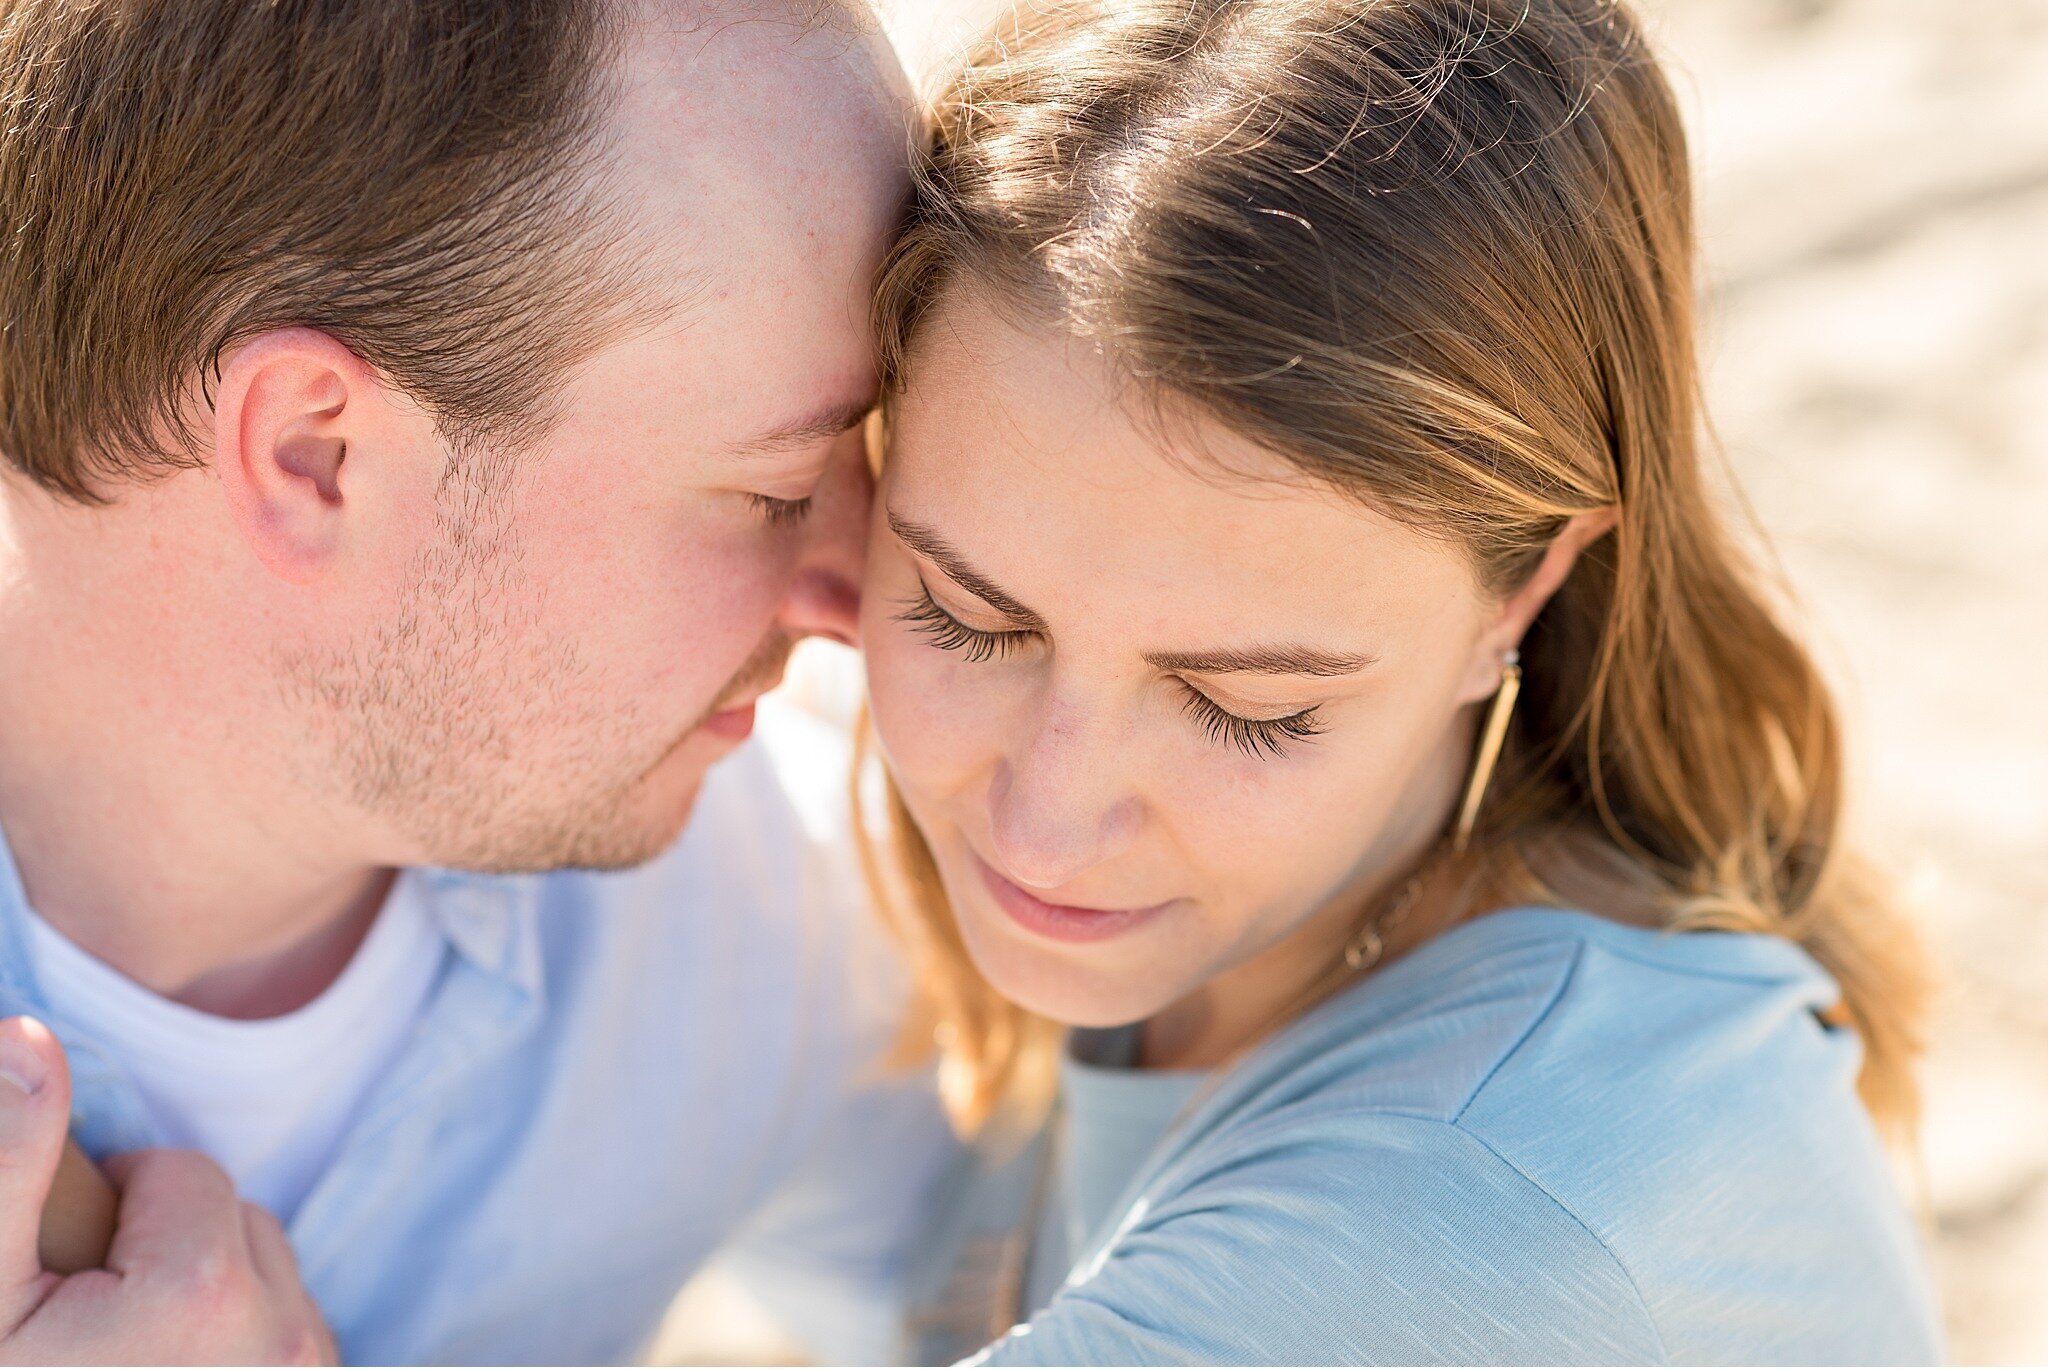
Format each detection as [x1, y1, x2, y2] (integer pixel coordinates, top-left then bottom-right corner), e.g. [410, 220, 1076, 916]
[747, 493, 812, 528]
[1179, 686, 1326, 760]
[897, 581, 1324, 759]
[895, 584, 1032, 663]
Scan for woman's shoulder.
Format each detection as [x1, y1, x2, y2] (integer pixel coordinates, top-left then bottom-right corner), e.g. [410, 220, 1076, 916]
[1091, 908, 1943, 1366]
[1176, 907, 1841, 1138]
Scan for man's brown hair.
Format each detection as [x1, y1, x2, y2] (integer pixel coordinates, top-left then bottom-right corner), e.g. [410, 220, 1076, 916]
[0, 0, 645, 502]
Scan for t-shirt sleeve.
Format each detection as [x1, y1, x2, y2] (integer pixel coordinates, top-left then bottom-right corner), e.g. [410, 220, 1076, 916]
[965, 1111, 1668, 1367]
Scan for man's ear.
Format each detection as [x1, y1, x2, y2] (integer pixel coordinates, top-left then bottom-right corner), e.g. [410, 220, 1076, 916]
[210, 327, 385, 585]
[1457, 508, 1620, 701]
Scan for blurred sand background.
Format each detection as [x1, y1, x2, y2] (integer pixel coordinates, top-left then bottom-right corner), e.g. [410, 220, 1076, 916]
[663, 0, 2048, 1360]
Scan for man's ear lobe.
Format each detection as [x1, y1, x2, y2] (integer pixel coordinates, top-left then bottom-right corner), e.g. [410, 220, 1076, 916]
[210, 327, 377, 585]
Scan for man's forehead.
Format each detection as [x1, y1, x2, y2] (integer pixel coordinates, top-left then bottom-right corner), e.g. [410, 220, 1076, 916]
[596, 0, 912, 278]
[649, 0, 865, 34]
[608, 0, 908, 168]
[572, 0, 907, 458]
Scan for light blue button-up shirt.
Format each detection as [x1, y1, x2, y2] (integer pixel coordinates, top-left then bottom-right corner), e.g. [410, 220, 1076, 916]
[0, 703, 953, 1365]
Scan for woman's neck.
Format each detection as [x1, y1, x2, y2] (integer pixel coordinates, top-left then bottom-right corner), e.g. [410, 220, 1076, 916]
[1135, 906, 1354, 1070]
[1132, 823, 1668, 1072]
[1136, 857, 1472, 1072]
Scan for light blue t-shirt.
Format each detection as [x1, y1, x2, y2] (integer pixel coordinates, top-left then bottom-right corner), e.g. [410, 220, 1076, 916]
[1021, 1030, 1202, 1317]
[937, 909, 1941, 1366]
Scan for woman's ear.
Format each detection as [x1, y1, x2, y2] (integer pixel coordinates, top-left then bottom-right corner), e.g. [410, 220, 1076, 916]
[1457, 508, 1619, 701]
[209, 327, 384, 585]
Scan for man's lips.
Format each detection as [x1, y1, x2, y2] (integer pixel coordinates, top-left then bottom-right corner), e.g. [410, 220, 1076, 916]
[972, 851, 1173, 944]
[694, 650, 791, 743]
[697, 700, 758, 742]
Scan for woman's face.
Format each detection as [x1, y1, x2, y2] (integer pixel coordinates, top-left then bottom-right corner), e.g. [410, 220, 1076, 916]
[863, 297, 1548, 1044]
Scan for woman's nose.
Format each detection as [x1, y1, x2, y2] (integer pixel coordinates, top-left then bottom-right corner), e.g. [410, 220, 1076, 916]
[985, 705, 1143, 892]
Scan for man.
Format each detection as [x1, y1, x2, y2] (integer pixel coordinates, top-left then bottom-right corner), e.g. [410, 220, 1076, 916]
[0, 0, 948, 1361]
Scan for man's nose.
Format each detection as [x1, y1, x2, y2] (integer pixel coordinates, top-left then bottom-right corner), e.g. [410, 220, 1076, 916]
[777, 433, 873, 647]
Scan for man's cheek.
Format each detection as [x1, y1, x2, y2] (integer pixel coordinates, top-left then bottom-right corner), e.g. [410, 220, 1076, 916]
[668, 540, 784, 634]
[574, 562, 759, 707]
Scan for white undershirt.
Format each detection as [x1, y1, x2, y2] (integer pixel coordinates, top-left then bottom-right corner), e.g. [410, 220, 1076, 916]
[25, 874, 448, 1221]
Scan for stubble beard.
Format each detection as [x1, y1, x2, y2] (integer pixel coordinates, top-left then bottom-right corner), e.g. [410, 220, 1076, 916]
[278, 448, 705, 875]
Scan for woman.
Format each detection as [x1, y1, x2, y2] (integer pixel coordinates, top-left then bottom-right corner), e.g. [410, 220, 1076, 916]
[857, 0, 1942, 1362]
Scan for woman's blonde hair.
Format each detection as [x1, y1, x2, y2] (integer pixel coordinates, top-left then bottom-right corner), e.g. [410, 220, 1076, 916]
[859, 0, 1928, 1135]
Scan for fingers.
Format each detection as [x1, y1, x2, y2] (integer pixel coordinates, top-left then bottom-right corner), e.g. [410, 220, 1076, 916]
[2, 1157, 333, 1365]
[240, 1205, 336, 1365]
[239, 1202, 297, 1295]
[40, 1140, 118, 1274]
[100, 1153, 334, 1363]
[0, 1017, 71, 1322]
[101, 1149, 247, 1282]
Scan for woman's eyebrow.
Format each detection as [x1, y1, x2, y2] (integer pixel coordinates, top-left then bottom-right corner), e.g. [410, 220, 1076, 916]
[1145, 644, 1377, 677]
[887, 511, 1047, 628]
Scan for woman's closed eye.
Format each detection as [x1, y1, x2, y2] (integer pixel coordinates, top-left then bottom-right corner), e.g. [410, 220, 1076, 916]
[897, 581, 1327, 758]
[1177, 686, 1326, 760]
[896, 581, 1034, 663]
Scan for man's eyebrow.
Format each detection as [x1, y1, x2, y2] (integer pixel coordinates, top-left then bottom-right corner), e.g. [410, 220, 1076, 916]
[1145, 644, 1377, 677]
[726, 393, 877, 457]
[887, 511, 1046, 628]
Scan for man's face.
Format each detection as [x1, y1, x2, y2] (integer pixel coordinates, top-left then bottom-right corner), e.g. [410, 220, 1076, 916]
[286, 9, 909, 872]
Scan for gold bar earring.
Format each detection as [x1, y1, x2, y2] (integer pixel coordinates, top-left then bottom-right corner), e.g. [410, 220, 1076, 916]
[1452, 649, 1521, 853]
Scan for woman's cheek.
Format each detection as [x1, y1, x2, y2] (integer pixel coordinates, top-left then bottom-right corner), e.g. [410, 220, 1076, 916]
[1167, 772, 1301, 920]
[866, 625, 1006, 804]
[1181, 738, 1379, 925]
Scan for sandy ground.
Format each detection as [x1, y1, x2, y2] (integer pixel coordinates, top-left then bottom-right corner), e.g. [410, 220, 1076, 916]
[1645, 1, 2048, 1361]
[662, 0, 2048, 1361]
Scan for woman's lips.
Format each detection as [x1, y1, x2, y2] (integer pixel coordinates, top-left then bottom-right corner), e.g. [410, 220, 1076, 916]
[973, 852, 1171, 944]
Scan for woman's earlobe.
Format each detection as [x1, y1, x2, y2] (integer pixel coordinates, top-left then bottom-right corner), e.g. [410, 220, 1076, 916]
[1465, 508, 1619, 697]
[1506, 508, 1619, 627]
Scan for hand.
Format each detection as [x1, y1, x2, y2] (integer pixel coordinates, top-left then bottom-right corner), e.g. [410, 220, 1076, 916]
[0, 1016, 337, 1365]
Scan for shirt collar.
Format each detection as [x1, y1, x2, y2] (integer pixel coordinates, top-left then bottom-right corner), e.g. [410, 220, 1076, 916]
[0, 826, 47, 1009]
[0, 827, 548, 1144]
[0, 826, 160, 1154]
[411, 867, 546, 1002]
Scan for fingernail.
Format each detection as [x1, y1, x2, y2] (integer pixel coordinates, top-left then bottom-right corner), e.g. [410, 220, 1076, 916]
[0, 1019, 50, 1098]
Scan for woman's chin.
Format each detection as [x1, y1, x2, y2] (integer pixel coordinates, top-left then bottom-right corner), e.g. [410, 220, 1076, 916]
[956, 909, 1185, 1029]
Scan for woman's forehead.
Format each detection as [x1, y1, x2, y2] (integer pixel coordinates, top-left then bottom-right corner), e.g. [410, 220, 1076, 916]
[887, 315, 1484, 645]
